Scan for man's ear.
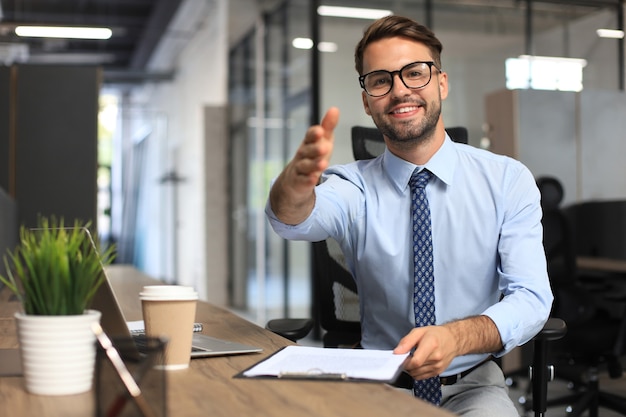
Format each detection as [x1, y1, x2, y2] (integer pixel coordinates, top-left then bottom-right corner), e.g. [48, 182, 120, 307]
[362, 91, 371, 115]
[439, 71, 449, 100]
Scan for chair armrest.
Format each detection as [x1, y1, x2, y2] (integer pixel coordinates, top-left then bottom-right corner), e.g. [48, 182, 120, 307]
[531, 317, 567, 416]
[535, 317, 567, 341]
[265, 318, 314, 342]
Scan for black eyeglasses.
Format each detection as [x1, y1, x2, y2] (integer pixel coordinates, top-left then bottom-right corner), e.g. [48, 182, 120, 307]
[358, 61, 441, 97]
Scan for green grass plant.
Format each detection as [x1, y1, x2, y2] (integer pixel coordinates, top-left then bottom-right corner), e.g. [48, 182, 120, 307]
[0, 217, 116, 315]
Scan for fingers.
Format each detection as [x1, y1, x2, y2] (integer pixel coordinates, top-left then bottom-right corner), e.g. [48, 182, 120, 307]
[393, 330, 419, 354]
[321, 106, 340, 135]
[292, 108, 339, 182]
[394, 327, 453, 381]
[303, 107, 339, 143]
[269, 107, 340, 225]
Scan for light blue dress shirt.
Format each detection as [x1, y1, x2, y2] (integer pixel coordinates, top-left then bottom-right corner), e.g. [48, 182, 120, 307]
[266, 136, 554, 376]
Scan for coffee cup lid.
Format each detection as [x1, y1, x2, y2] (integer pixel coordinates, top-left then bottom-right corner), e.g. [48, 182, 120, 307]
[139, 285, 198, 301]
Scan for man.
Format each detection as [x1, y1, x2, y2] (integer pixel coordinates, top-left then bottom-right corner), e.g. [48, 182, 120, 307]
[265, 15, 553, 416]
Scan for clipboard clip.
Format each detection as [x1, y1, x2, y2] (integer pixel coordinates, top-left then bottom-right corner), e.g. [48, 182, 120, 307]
[278, 368, 347, 380]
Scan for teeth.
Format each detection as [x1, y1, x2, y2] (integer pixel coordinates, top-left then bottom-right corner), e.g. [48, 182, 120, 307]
[394, 106, 418, 114]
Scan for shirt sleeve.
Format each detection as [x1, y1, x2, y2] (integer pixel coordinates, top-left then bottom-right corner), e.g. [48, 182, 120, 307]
[482, 163, 554, 356]
[265, 172, 364, 243]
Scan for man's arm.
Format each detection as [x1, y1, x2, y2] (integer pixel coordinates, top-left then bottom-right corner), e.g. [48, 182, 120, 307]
[269, 107, 339, 225]
[393, 315, 502, 380]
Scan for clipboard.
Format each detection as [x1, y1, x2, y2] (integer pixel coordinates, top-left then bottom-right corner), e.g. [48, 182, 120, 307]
[235, 345, 409, 383]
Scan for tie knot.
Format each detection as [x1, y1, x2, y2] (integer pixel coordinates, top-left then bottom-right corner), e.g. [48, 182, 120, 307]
[409, 168, 432, 189]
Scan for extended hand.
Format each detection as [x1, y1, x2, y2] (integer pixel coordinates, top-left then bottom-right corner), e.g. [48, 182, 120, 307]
[269, 107, 339, 225]
[289, 107, 339, 189]
[269, 107, 339, 224]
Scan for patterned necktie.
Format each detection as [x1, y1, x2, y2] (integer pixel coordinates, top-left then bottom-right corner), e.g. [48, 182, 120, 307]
[409, 168, 442, 405]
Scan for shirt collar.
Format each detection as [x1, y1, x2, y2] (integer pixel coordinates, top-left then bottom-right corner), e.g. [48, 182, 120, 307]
[382, 134, 459, 192]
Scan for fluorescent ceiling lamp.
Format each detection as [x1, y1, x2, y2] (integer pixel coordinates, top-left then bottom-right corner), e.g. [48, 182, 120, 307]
[292, 37, 314, 49]
[292, 37, 338, 53]
[26, 53, 116, 64]
[318, 42, 338, 53]
[15, 26, 112, 40]
[318, 5, 392, 20]
[596, 29, 625, 39]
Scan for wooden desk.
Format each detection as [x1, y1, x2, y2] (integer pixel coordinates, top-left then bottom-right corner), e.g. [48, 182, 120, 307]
[577, 256, 626, 274]
[0, 265, 452, 417]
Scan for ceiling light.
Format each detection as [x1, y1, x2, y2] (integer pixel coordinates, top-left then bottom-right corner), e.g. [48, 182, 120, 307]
[292, 38, 338, 53]
[15, 26, 112, 40]
[292, 37, 313, 49]
[26, 53, 116, 65]
[317, 6, 392, 20]
[318, 42, 338, 53]
[596, 29, 625, 39]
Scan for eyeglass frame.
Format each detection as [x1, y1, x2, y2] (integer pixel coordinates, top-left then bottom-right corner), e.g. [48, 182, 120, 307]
[358, 61, 442, 97]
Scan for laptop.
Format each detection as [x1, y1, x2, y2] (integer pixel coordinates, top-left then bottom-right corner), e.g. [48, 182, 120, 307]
[91, 269, 262, 358]
[86, 241, 261, 358]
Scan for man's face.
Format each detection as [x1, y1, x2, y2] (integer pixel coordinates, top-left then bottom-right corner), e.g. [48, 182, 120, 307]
[361, 36, 448, 147]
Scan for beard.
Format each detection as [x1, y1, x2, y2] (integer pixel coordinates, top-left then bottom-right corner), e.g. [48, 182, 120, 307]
[372, 96, 442, 150]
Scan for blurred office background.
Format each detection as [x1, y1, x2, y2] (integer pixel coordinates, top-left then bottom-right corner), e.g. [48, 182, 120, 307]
[1, 0, 625, 326]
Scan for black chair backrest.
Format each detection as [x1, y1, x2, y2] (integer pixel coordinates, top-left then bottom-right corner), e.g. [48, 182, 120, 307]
[351, 125, 469, 160]
[537, 176, 601, 327]
[311, 240, 361, 347]
[537, 176, 576, 287]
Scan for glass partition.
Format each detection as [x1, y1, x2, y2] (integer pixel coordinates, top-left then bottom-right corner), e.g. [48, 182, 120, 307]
[228, 0, 312, 324]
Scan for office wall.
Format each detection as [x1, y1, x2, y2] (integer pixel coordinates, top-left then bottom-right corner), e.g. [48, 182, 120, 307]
[485, 89, 626, 206]
[0, 188, 17, 278]
[14, 65, 99, 228]
[203, 105, 228, 305]
[0, 67, 10, 192]
[579, 90, 626, 201]
[125, 0, 228, 303]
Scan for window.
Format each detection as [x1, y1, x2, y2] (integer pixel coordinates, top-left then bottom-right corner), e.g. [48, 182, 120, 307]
[506, 55, 587, 92]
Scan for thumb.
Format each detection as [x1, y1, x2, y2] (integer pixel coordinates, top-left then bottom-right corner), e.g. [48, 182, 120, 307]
[393, 331, 419, 354]
[321, 107, 340, 136]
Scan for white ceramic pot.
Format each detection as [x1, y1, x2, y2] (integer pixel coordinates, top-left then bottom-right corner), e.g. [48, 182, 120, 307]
[15, 309, 101, 395]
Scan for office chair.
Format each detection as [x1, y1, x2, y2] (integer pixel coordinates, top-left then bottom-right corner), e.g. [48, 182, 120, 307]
[266, 238, 360, 347]
[350, 125, 468, 161]
[534, 176, 626, 417]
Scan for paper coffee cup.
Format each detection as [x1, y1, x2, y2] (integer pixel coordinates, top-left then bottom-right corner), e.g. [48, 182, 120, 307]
[140, 285, 198, 370]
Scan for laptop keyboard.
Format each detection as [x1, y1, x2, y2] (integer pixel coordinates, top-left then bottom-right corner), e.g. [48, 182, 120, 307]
[132, 334, 208, 353]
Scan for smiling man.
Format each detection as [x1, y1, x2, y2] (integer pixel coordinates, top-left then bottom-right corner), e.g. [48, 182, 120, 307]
[265, 15, 553, 416]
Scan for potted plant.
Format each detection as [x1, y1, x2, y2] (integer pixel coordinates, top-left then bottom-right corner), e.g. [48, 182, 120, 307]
[0, 216, 115, 395]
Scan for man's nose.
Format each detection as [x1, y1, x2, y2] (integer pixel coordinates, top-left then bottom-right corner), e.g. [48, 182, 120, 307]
[390, 73, 410, 96]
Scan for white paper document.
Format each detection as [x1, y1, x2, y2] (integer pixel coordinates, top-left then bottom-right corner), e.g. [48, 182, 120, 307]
[242, 345, 410, 382]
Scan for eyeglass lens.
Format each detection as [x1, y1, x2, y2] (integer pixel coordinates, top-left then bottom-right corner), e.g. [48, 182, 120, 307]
[362, 62, 434, 97]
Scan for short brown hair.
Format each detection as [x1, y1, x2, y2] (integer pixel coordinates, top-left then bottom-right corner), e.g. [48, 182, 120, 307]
[354, 15, 443, 75]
